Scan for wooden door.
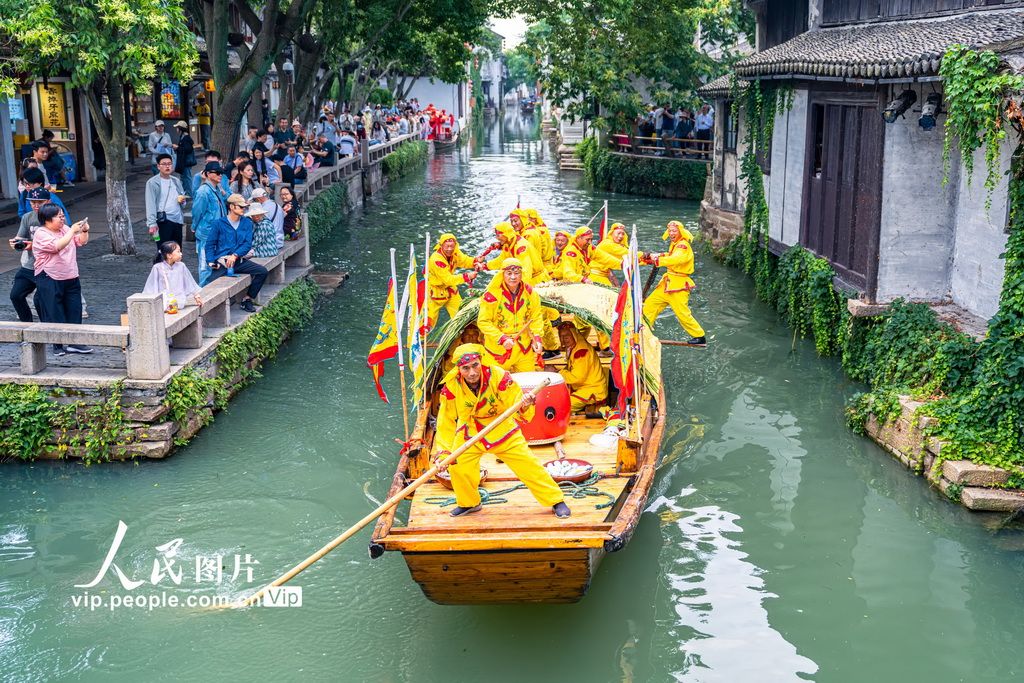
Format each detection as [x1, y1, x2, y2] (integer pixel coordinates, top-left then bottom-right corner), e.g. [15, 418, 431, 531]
[800, 92, 884, 295]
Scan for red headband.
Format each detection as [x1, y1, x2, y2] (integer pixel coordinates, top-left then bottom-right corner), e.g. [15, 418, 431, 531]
[456, 352, 481, 367]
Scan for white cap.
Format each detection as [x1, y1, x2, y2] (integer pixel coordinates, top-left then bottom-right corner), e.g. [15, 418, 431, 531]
[245, 204, 267, 218]
[154, 120, 165, 127]
[250, 187, 269, 199]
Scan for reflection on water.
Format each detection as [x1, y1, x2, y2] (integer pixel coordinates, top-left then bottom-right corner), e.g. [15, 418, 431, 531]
[652, 492, 817, 681]
[2, 114, 1024, 682]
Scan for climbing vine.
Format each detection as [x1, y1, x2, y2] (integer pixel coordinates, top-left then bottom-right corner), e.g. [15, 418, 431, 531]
[0, 384, 61, 460]
[381, 140, 428, 179]
[470, 57, 484, 124]
[575, 136, 707, 199]
[939, 45, 1024, 200]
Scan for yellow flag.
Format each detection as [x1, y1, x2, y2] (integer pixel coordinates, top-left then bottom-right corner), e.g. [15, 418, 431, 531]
[367, 278, 399, 402]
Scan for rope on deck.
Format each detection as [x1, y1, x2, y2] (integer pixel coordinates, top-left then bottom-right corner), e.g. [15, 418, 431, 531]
[423, 473, 616, 510]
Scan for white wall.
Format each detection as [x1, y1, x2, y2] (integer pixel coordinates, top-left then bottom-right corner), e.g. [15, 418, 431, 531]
[768, 89, 808, 247]
[876, 83, 959, 303]
[948, 137, 1012, 319]
[404, 78, 464, 116]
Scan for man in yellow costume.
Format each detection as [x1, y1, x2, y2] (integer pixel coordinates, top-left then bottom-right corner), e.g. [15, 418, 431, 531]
[592, 223, 629, 286]
[433, 343, 571, 518]
[550, 230, 571, 280]
[522, 208, 554, 272]
[427, 233, 478, 328]
[556, 323, 609, 411]
[642, 220, 707, 346]
[560, 226, 595, 283]
[477, 258, 545, 372]
[480, 221, 545, 285]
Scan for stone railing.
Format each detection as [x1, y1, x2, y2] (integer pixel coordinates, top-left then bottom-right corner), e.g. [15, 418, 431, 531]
[291, 155, 362, 205]
[363, 132, 419, 166]
[607, 133, 713, 160]
[0, 234, 310, 382]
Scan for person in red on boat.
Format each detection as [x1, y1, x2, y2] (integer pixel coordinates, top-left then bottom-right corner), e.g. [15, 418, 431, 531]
[427, 232, 478, 328]
[642, 220, 706, 346]
[477, 257, 545, 372]
[433, 342, 570, 518]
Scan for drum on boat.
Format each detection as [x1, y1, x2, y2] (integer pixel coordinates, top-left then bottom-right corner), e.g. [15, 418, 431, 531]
[512, 371, 570, 445]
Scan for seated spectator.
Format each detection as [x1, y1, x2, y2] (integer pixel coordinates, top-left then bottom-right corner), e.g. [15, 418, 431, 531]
[144, 240, 202, 313]
[247, 203, 279, 257]
[337, 129, 358, 158]
[291, 121, 308, 149]
[280, 144, 307, 185]
[229, 161, 262, 201]
[251, 187, 284, 249]
[251, 145, 281, 188]
[8, 188, 51, 322]
[279, 186, 300, 240]
[32, 204, 92, 355]
[205, 194, 268, 313]
[309, 133, 336, 166]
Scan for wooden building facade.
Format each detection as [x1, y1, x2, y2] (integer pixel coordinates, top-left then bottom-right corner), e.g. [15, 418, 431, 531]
[699, 0, 1024, 322]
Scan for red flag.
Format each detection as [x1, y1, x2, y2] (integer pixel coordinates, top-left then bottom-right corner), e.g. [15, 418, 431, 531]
[610, 278, 635, 403]
[598, 201, 608, 242]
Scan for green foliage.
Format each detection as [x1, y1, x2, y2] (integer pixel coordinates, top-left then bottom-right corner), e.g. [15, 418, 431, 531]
[0, 0, 197, 97]
[576, 137, 708, 199]
[56, 383, 133, 465]
[165, 368, 217, 425]
[517, 0, 754, 122]
[939, 45, 1024, 200]
[213, 278, 319, 395]
[306, 184, 349, 246]
[470, 57, 484, 122]
[366, 88, 394, 106]
[382, 140, 429, 179]
[0, 384, 60, 460]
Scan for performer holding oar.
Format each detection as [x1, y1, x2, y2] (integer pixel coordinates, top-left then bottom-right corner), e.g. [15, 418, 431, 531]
[224, 376, 559, 609]
[642, 221, 707, 347]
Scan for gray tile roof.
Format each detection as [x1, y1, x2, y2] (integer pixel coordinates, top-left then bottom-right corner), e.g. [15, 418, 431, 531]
[696, 74, 744, 98]
[735, 8, 1024, 79]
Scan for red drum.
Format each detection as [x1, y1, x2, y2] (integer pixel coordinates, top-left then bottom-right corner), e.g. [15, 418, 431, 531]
[512, 372, 570, 445]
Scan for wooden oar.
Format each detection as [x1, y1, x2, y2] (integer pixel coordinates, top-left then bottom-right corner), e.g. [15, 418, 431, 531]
[227, 377, 552, 610]
[642, 265, 661, 297]
[661, 339, 707, 348]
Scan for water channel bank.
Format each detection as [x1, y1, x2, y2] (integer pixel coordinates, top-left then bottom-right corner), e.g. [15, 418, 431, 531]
[2, 117, 1023, 682]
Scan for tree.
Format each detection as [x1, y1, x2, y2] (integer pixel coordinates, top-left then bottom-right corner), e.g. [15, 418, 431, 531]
[0, 0, 198, 254]
[191, 0, 318, 155]
[513, 0, 753, 124]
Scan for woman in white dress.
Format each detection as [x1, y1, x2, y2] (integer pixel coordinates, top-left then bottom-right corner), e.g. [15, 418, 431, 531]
[143, 241, 202, 312]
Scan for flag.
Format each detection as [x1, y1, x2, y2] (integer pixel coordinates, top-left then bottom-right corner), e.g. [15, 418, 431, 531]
[598, 201, 608, 241]
[610, 271, 635, 405]
[367, 278, 399, 402]
[406, 254, 426, 406]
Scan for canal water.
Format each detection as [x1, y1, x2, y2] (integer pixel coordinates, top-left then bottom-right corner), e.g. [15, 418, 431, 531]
[2, 116, 1023, 682]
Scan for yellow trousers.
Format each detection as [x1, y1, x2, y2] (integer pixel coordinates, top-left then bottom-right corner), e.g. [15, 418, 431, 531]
[590, 272, 613, 287]
[570, 392, 601, 412]
[448, 435, 565, 508]
[541, 306, 561, 350]
[643, 287, 705, 338]
[427, 293, 462, 328]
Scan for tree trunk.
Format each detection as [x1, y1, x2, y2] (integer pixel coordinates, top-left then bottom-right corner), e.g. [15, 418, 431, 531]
[210, 93, 248, 159]
[83, 78, 136, 255]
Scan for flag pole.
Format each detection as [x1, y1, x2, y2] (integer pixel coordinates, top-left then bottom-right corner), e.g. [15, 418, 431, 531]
[390, 248, 410, 441]
[422, 231, 430, 405]
[630, 226, 644, 442]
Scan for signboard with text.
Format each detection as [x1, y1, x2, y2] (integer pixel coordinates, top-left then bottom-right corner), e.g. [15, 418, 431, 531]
[37, 83, 68, 129]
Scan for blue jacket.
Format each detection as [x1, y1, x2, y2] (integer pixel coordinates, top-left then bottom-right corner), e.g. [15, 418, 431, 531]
[18, 191, 69, 220]
[191, 181, 226, 241]
[192, 171, 231, 195]
[206, 216, 254, 264]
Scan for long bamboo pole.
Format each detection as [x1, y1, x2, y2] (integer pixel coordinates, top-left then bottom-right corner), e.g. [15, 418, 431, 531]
[391, 248, 410, 441]
[229, 378, 552, 609]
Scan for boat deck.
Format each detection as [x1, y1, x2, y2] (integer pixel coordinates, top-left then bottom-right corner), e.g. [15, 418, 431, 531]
[385, 414, 631, 552]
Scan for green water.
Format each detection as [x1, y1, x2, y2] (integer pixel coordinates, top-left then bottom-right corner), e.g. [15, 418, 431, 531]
[3, 117, 1024, 682]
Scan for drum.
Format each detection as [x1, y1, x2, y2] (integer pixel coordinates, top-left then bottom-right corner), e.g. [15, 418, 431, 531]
[512, 371, 570, 445]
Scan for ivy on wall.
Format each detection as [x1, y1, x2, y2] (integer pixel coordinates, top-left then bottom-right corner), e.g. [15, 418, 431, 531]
[381, 140, 428, 179]
[576, 137, 708, 199]
[306, 184, 349, 246]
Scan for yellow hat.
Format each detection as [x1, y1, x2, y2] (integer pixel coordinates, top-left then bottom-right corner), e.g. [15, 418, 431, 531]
[553, 230, 572, 242]
[500, 257, 523, 270]
[610, 222, 626, 231]
[444, 342, 499, 384]
[662, 220, 694, 242]
[494, 221, 517, 242]
[435, 232, 458, 251]
[574, 226, 594, 241]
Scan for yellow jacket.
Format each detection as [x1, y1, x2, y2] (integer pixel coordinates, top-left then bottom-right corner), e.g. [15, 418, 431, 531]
[428, 234, 476, 302]
[560, 327, 608, 403]
[560, 243, 592, 283]
[593, 235, 628, 280]
[435, 364, 535, 452]
[487, 222, 543, 284]
[654, 236, 696, 294]
[477, 280, 544, 358]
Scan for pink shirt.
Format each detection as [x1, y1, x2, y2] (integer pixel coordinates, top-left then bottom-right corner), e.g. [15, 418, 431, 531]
[33, 225, 85, 280]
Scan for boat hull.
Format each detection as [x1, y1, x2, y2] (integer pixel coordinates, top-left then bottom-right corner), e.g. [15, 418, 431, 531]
[403, 548, 604, 604]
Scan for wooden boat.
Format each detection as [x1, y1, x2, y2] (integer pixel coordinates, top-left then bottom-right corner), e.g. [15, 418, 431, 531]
[370, 282, 665, 604]
[520, 99, 536, 115]
[432, 131, 460, 150]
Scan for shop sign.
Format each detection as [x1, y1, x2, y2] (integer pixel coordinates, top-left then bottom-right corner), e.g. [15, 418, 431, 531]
[38, 83, 68, 129]
[160, 81, 182, 119]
